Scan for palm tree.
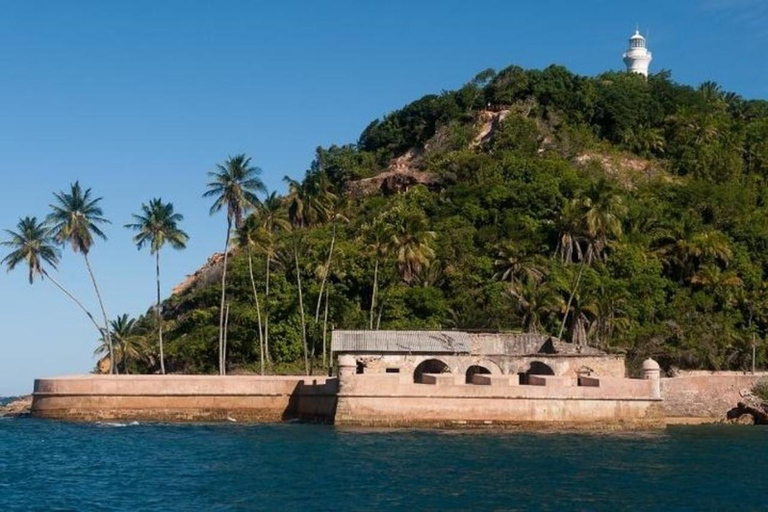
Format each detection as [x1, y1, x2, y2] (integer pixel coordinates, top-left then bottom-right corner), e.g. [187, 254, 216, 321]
[236, 215, 272, 374]
[314, 194, 346, 324]
[47, 182, 114, 373]
[554, 199, 585, 264]
[204, 154, 265, 375]
[283, 171, 332, 229]
[314, 196, 348, 368]
[284, 172, 333, 373]
[125, 199, 188, 374]
[507, 279, 562, 334]
[94, 314, 147, 374]
[363, 219, 392, 329]
[556, 180, 626, 342]
[387, 206, 436, 284]
[257, 192, 289, 366]
[2, 216, 102, 335]
[493, 243, 544, 287]
[285, 229, 310, 375]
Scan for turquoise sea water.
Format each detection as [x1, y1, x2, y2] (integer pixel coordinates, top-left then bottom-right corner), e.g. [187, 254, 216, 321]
[1, 417, 767, 511]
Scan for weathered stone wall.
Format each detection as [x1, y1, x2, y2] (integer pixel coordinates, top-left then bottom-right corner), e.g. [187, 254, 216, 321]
[661, 373, 768, 418]
[356, 354, 625, 380]
[32, 375, 337, 422]
[334, 371, 662, 429]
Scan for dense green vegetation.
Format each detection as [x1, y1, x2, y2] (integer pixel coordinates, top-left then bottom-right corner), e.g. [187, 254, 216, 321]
[7, 64, 768, 375]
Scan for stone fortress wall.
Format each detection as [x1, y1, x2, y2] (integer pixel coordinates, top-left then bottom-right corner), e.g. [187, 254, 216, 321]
[30, 328, 767, 426]
[661, 371, 768, 419]
[30, 358, 664, 428]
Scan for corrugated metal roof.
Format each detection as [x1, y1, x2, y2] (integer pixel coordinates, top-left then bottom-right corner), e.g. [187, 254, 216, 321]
[331, 330, 471, 354]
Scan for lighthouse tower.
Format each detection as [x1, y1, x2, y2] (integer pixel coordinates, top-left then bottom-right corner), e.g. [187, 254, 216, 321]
[623, 29, 652, 77]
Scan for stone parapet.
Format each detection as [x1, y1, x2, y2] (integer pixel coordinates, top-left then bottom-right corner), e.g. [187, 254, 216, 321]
[32, 375, 337, 423]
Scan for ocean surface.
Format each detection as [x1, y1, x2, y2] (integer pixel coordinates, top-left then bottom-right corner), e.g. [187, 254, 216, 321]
[1, 416, 767, 511]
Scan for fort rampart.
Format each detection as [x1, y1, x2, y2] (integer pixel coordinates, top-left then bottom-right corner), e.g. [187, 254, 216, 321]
[31, 362, 666, 428]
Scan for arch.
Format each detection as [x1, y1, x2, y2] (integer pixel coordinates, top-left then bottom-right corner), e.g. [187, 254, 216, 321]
[520, 361, 555, 385]
[413, 359, 451, 383]
[465, 365, 491, 384]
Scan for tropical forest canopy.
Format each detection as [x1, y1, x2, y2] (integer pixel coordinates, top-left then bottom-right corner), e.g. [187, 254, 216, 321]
[19, 64, 768, 376]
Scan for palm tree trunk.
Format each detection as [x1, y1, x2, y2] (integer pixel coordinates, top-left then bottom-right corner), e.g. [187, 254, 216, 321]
[83, 253, 115, 374]
[247, 248, 265, 375]
[376, 299, 384, 330]
[369, 259, 379, 329]
[218, 219, 232, 375]
[294, 246, 310, 375]
[558, 261, 586, 342]
[42, 269, 103, 335]
[315, 224, 337, 322]
[322, 282, 330, 369]
[223, 303, 230, 374]
[265, 252, 272, 366]
[156, 251, 166, 374]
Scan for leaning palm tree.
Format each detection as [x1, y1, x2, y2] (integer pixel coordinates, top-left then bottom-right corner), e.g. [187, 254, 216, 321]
[125, 199, 188, 374]
[47, 182, 114, 373]
[2, 216, 102, 336]
[204, 154, 265, 375]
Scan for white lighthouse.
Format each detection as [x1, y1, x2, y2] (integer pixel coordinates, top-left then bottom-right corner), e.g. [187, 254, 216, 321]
[623, 29, 652, 77]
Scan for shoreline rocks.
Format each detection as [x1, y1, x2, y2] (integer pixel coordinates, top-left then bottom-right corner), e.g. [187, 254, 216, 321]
[0, 396, 32, 418]
[726, 393, 768, 425]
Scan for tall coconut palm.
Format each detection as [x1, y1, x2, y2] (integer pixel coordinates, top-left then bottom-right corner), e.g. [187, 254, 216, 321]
[2, 216, 102, 335]
[47, 182, 114, 373]
[314, 194, 345, 324]
[314, 195, 348, 367]
[204, 154, 265, 375]
[363, 219, 392, 330]
[125, 199, 188, 374]
[284, 173, 331, 373]
[236, 215, 270, 374]
[258, 192, 290, 366]
[283, 172, 332, 229]
[284, 229, 310, 375]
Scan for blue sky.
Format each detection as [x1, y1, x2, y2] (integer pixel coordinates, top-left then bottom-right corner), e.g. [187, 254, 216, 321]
[1, 0, 766, 395]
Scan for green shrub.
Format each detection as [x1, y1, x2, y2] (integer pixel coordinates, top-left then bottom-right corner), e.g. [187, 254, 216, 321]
[753, 379, 768, 402]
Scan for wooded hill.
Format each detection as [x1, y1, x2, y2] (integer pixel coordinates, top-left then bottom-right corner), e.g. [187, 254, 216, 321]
[131, 64, 768, 375]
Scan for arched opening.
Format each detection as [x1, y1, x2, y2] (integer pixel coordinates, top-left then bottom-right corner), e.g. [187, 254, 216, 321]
[465, 365, 491, 384]
[520, 361, 555, 385]
[413, 359, 450, 383]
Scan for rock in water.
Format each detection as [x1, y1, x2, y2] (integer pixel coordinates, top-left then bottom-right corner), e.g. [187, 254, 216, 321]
[732, 413, 756, 425]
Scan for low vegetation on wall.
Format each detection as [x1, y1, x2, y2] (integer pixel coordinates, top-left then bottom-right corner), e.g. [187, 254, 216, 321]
[5, 65, 768, 376]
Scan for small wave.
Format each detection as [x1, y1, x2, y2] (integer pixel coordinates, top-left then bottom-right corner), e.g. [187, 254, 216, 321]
[97, 421, 140, 428]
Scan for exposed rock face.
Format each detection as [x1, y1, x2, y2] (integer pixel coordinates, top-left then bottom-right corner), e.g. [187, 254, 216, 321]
[346, 149, 439, 197]
[172, 252, 227, 297]
[573, 152, 669, 188]
[471, 109, 511, 147]
[0, 395, 32, 417]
